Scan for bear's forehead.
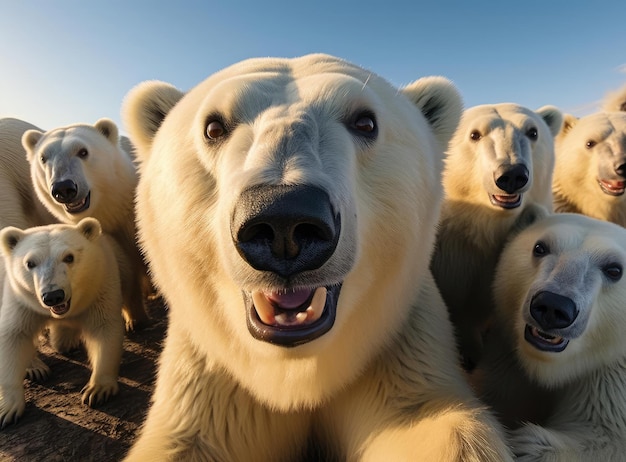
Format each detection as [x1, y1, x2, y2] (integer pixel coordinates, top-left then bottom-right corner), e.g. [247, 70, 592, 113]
[37, 126, 98, 153]
[461, 104, 540, 132]
[526, 215, 626, 256]
[574, 113, 626, 137]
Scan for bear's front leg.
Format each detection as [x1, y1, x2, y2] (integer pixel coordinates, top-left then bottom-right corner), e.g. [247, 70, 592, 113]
[81, 311, 124, 407]
[0, 304, 44, 428]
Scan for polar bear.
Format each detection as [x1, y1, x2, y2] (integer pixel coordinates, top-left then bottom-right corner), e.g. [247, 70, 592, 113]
[473, 213, 626, 460]
[0, 218, 124, 428]
[120, 54, 512, 461]
[602, 83, 626, 112]
[22, 119, 150, 330]
[0, 118, 58, 380]
[552, 111, 626, 226]
[430, 103, 562, 370]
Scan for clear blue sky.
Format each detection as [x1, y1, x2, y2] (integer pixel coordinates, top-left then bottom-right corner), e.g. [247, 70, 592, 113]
[1, 1, 625, 133]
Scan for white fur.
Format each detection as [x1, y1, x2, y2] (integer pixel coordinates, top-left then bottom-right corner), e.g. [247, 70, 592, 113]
[602, 83, 626, 112]
[0, 218, 124, 428]
[22, 120, 150, 330]
[553, 111, 626, 226]
[476, 213, 626, 460]
[121, 53, 512, 461]
[431, 103, 562, 368]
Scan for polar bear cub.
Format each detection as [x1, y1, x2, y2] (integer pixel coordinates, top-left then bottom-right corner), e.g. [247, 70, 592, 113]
[0, 218, 124, 428]
[553, 111, 626, 226]
[121, 54, 512, 461]
[431, 103, 562, 369]
[477, 213, 626, 460]
[22, 119, 150, 330]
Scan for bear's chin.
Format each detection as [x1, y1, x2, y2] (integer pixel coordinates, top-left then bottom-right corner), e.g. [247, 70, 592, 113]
[244, 284, 341, 347]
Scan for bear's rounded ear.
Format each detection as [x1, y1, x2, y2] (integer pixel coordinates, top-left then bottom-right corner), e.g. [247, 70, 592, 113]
[558, 114, 579, 138]
[94, 118, 119, 144]
[536, 105, 564, 137]
[0, 227, 25, 256]
[401, 76, 463, 150]
[22, 129, 44, 160]
[602, 84, 626, 112]
[77, 217, 102, 241]
[122, 80, 184, 163]
[510, 203, 549, 238]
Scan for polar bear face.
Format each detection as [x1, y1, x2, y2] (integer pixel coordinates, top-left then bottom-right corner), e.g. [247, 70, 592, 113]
[22, 119, 136, 231]
[444, 104, 562, 212]
[0, 218, 105, 318]
[554, 112, 626, 208]
[493, 213, 626, 386]
[123, 53, 462, 409]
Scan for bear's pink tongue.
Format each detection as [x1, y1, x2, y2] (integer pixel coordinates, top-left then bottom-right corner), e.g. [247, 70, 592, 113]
[266, 288, 312, 309]
[252, 287, 327, 327]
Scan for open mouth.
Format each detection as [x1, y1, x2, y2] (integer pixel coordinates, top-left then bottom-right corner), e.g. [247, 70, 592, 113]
[489, 193, 522, 209]
[524, 324, 569, 352]
[598, 179, 625, 197]
[50, 299, 71, 316]
[245, 284, 341, 347]
[65, 191, 91, 214]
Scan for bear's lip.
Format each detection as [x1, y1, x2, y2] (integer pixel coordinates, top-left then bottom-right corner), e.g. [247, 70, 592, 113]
[65, 191, 91, 214]
[489, 193, 522, 209]
[49, 299, 71, 317]
[244, 284, 340, 347]
[597, 179, 625, 197]
[524, 324, 569, 353]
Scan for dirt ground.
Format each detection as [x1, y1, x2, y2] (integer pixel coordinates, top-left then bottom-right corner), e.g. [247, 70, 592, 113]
[0, 298, 168, 462]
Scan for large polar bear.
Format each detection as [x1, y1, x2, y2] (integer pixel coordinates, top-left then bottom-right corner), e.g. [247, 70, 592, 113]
[430, 103, 562, 369]
[22, 119, 150, 330]
[552, 111, 626, 226]
[0, 218, 124, 428]
[121, 54, 512, 461]
[474, 213, 626, 460]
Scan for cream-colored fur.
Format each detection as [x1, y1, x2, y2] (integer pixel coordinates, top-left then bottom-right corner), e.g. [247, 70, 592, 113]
[602, 83, 626, 112]
[122, 54, 512, 461]
[431, 103, 562, 369]
[22, 120, 150, 330]
[0, 218, 124, 428]
[553, 111, 626, 226]
[475, 213, 626, 460]
[0, 118, 58, 380]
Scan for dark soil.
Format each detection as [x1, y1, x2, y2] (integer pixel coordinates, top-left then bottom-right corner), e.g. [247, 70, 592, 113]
[0, 298, 168, 462]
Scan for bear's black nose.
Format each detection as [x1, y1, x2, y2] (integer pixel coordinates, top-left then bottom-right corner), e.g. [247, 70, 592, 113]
[232, 184, 340, 278]
[51, 180, 78, 203]
[42, 289, 66, 307]
[494, 164, 529, 194]
[615, 163, 626, 178]
[530, 291, 578, 330]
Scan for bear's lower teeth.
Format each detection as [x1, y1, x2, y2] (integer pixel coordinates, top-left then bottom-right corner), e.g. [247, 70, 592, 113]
[252, 287, 326, 327]
[531, 326, 563, 345]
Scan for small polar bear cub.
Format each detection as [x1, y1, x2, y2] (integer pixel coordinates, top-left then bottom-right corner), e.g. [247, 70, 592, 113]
[0, 218, 124, 429]
[481, 213, 626, 460]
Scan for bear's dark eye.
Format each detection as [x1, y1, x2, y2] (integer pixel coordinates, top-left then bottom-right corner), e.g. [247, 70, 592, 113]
[206, 120, 226, 140]
[77, 148, 88, 159]
[25, 260, 37, 269]
[526, 127, 538, 140]
[40, 155, 46, 164]
[63, 254, 74, 264]
[469, 130, 482, 141]
[586, 140, 596, 149]
[353, 114, 375, 133]
[348, 111, 378, 141]
[533, 241, 548, 257]
[603, 263, 622, 281]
